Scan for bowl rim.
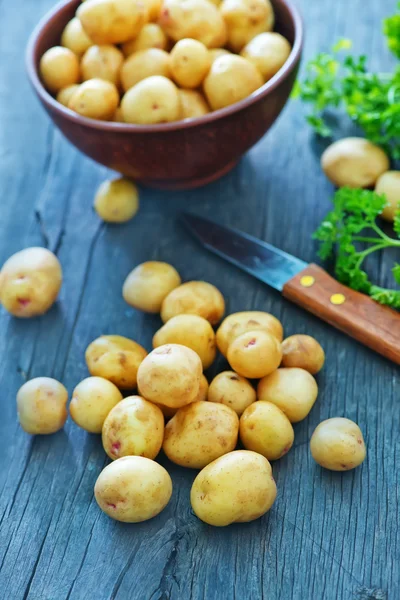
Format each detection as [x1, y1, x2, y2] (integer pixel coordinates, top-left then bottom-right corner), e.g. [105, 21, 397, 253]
[26, 0, 304, 133]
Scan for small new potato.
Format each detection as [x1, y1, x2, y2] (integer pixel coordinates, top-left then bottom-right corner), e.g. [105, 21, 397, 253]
[94, 456, 172, 522]
[68, 79, 119, 120]
[216, 310, 283, 357]
[120, 48, 171, 91]
[122, 24, 168, 55]
[40, 46, 80, 93]
[154, 373, 209, 418]
[81, 45, 124, 85]
[241, 32, 291, 81]
[220, 0, 275, 52]
[163, 401, 239, 468]
[321, 137, 390, 188]
[69, 376, 123, 433]
[94, 177, 139, 223]
[227, 330, 282, 379]
[121, 76, 181, 124]
[310, 417, 366, 471]
[161, 281, 225, 325]
[170, 39, 211, 88]
[123, 261, 181, 313]
[281, 334, 325, 374]
[61, 17, 93, 56]
[146, 0, 163, 20]
[258, 368, 318, 423]
[190, 450, 277, 526]
[77, 0, 148, 45]
[102, 396, 164, 460]
[85, 335, 148, 389]
[56, 84, 80, 107]
[0, 247, 62, 318]
[159, 0, 227, 48]
[17, 377, 68, 435]
[240, 401, 294, 460]
[179, 90, 210, 119]
[112, 106, 125, 122]
[208, 371, 256, 415]
[375, 171, 400, 222]
[203, 55, 263, 110]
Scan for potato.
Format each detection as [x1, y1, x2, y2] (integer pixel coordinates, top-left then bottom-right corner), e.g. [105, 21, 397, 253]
[209, 48, 231, 62]
[85, 335, 148, 389]
[375, 171, 400, 222]
[220, 0, 275, 52]
[216, 310, 283, 357]
[77, 0, 148, 45]
[122, 24, 168, 55]
[146, 0, 163, 20]
[163, 401, 239, 468]
[258, 367, 318, 423]
[281, 334, 325, 374]
[153, 314, 216, 369]
[227, 330, 282, 379]
[123, 261, 181, 313]
[0, 247, 62, 318]
[68, 79, 120, 120]
[241, 32, 291, 81]
[102, 396, 164, 459]
[121, 75, 181, 124]
[161, 281, 225, 325]
[190, 450, 276, 526]
[17, 377, 68, 435]
[137, 344, 202, 408]
[81, 45, 124, 85]
[159, 0, 227, 48]
[208, 371, 255, 415]
[69, 376, 123, 433]
[179, 89, 210, 119]
[94, 456, 172, 522]
[170, 39, 211, 88]
[56, 84, 80, 107]
[321, 137, 390, 188]
[240, 401, 294, 460]
[94, 177, 139, 223]
[61, 17, 93, 56]
[112, 106, 125, 122]
[203, 55, 263, 110]
[120, 48, 171, 91]
[310, 417, 366, 471]
[154, 373, 209, 418]
[40, 46, 80, 93]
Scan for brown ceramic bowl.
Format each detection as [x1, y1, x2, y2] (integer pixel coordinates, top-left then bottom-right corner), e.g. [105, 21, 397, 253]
[26, 0, 303, 190]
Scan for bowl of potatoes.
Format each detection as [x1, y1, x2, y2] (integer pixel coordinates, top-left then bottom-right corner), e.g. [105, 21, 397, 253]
[26, 0, 302, 189]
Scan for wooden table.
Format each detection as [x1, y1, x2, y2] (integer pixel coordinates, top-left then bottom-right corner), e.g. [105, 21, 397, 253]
[0, 1, 398, 598]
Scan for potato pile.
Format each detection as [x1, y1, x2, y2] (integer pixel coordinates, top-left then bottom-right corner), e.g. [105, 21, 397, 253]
[39, 0, 292, 124]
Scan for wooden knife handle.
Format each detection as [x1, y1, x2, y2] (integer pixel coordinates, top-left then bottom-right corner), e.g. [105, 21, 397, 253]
[282, 264, 400, 365]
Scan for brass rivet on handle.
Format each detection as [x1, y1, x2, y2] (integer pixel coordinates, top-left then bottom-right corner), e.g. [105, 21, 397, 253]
[300, 275, 315, 288]
[330, 293, 346, 305]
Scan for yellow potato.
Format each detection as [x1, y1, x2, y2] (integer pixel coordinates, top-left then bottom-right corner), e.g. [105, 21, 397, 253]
[227, 330, 282, 379]
[137, 344, 202, 408]
[17, 377, 68, 435]
[179, 89, 210, 119]
[68, 79, 120, 120]
[216, 310, 283, 357]
[85, 335, 148, 389]
[102, 396, 164, 459]
[163, 401, 239, 468]
[94, 456, 172, 522]
[123, 261, 181, 313]
[310, 417, 366, 471]
[203, 54, 263, 110]
[122, 24, 168, 55]
[40, 46, 80, 93]
[153, 314, 216, 369]
[0, 247, 62, 318]
[240, 401, 294, 460]
[77, 0, 148, 45]
[241, 32, 291, 81]
[112, 106, 125, 121]
[56, 84, 80, 107]
[121, 75, 181, 124]
[208, 371, 255, 415]
[258, 367, 318, 423]
[154, 373, 209, 418]
[61, 17, 93, 56]
[190, 450, 276, 526]
[146, 0, 163, 20]
[220, 0, 275, 52]
[209, 48, 231, 62]
[69, 376, 123, 433]
[281, 334, 325, 374]
[375, 171, 400, 222]
[161, 281, 225, 325]
[159, 0, 227, 48]
[121, 48, 171, 91]
[81, 44, 124, 85]
[94, 177, 139, 223]
[170, 39, 211, 88]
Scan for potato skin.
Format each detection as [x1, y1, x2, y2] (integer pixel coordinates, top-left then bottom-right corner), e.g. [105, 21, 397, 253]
[40, 46, 80, 93]
[122, 23, 168, 55]
[94, 456, 172, 522]
[17, 377, 68, 435]
[227, 330, 282, 379]
[161, 281, 225, 325]
[69, 376, 123, 433]
[163, 401, 239, 468]
[281, 334, 325, 374]
[241, 32, 291, 81]
[154, 374, 209, 418]
[77, 0, 148, 45]
[121, 75, 181, 124]
[159, 0, 227, 48]
[220, 0, 275, 52]
[170, 39, 211, 89]
[310, 417, 366, 471]
[190, 450, 276, 526]
[94, 177, 139, 223]
[208, 371, 255, 415]
[203, 55, 263, 110]
[240, 401, 294, 460]
[123, 261, 181, 313]
[61, 17, 93, 56]
[216, 311, 283, 357]
[56, 84, 80, 107]
[258, 368, 318, 423]
[179, 90, 210, 119]
[120, 48, 171, 91]
[68, 79, 120, 120]
[375, 171, 400, 222]
[81, 45, 124, 86]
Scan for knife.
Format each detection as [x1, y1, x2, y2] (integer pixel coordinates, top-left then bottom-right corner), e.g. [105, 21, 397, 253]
[181, 212, 400, 365]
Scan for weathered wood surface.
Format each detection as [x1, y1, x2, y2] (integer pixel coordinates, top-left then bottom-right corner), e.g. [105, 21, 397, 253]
[0, 1, 398, 599]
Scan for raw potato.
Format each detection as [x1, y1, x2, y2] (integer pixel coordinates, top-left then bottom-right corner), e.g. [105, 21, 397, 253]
[85, 335, 148, 389]
[220, 0, 275, 52]
[208, 371, 256, 415]
[227, 330, 282, 379]
[190, 450, 277, 526]
[203, 55, 263, 110]
[375, 171, 400, 222]
[153, 314, 216, 369]
[310, 417, 366, 471]
[112, 106, 125, 122]
[69, 376, 123, 433]
[145, 0, 163, 21]
[159, 0, 227, 48]
[321, 137, 390, 188]
[209, 48, 231, 62]
[281, 334, 325, 374]
[179, 89, 210, 119]
[81, 45, 124, 85]
[94, 177, 139, 223]
[61, 17, 93, 56]
[240, 401, 294, 460]
[216, 310, 283, 357]
[163, 401, 239, 468]
[154, 373, 209, 418]
[123, 261, 181, 313]
[77, 0, 148, 45]
[102, 396, 164, 459]
[121, 48, 171, 91]
[94, 456, 172, 522]
[241, 32, 291, 81]
[40, 46, 80, 93]
[17, 377, 68, 435]
[170, 39, 211, 88]
[137, 344, 202, 408]
[0, 247, 62, 318]
[68, 79, 120, 120]
[258, 367, 318, 423]
[56, 84, 80, 107]
[121, 76, 181, 124]
[121, 23, 168, 55]
[161, 281, 225, 325]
